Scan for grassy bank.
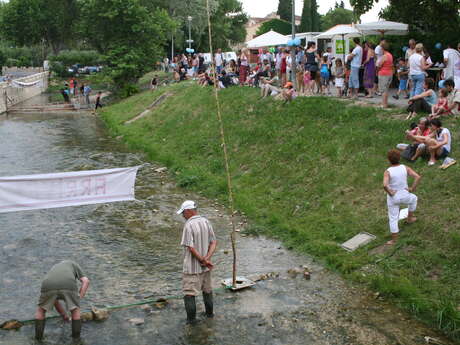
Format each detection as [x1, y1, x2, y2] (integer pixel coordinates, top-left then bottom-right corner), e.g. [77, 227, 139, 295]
[101, 82, 460, 341]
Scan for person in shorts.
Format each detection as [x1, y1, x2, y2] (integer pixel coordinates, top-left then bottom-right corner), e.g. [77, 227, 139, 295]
[377, 42, 394, 108]
[393, 58, 409, 100]
[35, 261, 90, 341]
[178, 200, 217, 324]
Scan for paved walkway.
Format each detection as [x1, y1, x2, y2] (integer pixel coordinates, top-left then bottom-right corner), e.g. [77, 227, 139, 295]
[313, 87, 409, 110]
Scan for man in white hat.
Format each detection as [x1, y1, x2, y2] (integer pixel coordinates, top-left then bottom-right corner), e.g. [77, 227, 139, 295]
[177, 200, 217, 324]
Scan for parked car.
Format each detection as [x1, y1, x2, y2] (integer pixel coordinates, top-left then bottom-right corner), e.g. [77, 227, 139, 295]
[78, 66, 102, 74]
[67, 64, 82, 75]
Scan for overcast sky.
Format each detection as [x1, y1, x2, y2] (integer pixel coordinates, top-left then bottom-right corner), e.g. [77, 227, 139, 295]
[240, 0, 389, 23]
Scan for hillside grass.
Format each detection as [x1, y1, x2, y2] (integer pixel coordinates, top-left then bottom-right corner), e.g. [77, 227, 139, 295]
[100, 82, 460, 341]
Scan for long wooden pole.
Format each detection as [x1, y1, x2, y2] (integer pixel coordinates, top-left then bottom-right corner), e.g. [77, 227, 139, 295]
[205, 0, 238, 288]
[291, 0, 297, 90]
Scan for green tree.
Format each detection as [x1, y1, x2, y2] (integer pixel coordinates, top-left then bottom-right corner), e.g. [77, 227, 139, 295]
[80, 0, 174, 93]
[321, 7, 355, 31]
[0, 0, 79, 54]
[299, 0, 321, 32]
[277, 0, 292, 22]
[256, 19, 292, 36]
[197, 0, 247, 52]
[349, 0, 376, 18]
[299, 0, 312, 32]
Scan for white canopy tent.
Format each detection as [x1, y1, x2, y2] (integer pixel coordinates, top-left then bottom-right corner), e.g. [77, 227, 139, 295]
[315, 25, 361, 40]
[356, 21, 409, 36]
[246, 30, 289, 48]
[315, 25, 362, 62]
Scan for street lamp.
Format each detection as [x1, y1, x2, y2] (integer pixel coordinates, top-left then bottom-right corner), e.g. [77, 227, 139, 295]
[186, 16, 193, 50]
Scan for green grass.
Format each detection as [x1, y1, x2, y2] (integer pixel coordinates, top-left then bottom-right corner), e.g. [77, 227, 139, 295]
[100, 83, 460, 341]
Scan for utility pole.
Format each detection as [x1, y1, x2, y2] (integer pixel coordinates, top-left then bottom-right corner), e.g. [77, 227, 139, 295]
[187, 16, 193, 50]
[291, 0, 297, 90]
[171, 33, 175, 60]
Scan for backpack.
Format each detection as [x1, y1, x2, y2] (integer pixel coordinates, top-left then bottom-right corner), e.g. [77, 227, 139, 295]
[320, 64, 330, 79]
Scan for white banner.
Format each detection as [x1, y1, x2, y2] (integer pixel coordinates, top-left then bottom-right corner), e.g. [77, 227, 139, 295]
[0, 167, 139, 213]
[11, 79, 43, 88]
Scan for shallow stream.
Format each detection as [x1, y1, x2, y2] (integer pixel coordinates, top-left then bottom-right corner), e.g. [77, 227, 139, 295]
[0, 100, 454, 345]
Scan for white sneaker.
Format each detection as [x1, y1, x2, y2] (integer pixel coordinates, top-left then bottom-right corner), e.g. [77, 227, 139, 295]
[428, 161, 436, 166]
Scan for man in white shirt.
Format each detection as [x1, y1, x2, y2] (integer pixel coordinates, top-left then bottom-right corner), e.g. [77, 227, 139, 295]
[347, 37, 363, 99]
[215, 48, 224, 74]
[443, 43, 460, 89]
[444, 79, 460, 115]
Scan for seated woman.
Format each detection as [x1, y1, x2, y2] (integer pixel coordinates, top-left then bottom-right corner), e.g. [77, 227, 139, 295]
[383, 149, 421, 245]
[399, 117, 431, 161]
[406, 78, 437, 120]
[406, 118, 452, 166]
[260, 72, 281, 98]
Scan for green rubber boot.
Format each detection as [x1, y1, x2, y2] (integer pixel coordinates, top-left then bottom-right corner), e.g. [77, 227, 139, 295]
[183, 296, 197, 324]
[202, 292, 214, 318]
[71, 319, 82, 339]
[34, 319, 46, 341]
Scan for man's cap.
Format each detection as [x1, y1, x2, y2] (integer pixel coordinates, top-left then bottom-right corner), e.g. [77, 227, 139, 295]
[176, 200, 197, 215]
[284, 82, 293, 88]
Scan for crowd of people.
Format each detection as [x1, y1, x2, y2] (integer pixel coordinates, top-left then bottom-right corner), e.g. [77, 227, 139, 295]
[163, 38, 460, 110]
[61, 78, 103, 110]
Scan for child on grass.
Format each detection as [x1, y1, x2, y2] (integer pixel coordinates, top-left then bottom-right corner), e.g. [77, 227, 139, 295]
[335, 58, 345, 97]
[430, 88, 452, 118]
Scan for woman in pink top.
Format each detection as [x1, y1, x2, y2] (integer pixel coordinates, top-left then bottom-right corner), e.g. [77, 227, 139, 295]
[377, 42, 394, 108]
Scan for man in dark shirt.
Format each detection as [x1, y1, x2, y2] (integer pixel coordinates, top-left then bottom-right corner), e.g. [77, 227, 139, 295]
[35, 261, 90, 341]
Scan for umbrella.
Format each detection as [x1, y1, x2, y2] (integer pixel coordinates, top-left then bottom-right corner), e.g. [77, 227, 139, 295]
[356, 21, 409, 36]
[246, 30, 289, 48]
[315, 25, 362, 64]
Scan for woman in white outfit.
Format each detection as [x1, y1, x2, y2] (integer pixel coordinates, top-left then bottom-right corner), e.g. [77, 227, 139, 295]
[383, 149, 421, 245]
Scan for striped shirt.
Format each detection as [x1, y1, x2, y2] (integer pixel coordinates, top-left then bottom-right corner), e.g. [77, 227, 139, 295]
[181, 215, 216, 274]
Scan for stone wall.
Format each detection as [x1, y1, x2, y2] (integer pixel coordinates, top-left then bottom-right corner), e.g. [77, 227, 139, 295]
[0, 72, 49, 114]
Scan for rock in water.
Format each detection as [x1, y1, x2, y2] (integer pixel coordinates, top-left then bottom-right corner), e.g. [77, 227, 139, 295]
[91, 307, 109, 321]
[128, 318, 144, 326]
[0, 320, 23, 330]
[81, 312, 94, 322]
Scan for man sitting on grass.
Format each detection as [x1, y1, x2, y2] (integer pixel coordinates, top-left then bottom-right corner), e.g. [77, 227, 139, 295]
[260, 72, 281, 98]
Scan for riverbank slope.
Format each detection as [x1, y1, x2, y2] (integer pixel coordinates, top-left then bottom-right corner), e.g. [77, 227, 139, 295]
[101, 82, 460, 341]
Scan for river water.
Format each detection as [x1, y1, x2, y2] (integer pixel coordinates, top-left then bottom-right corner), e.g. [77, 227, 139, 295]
[0, 103, 454, 345]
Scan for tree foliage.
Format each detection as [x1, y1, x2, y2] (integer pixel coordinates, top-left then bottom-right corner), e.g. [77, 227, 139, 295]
[0, 0, 79, 54]
[277, 0, 292, 22]
[349, 0, 376, 18]
[321, 7, 355, 31]
[79, 0, 174, 93]
[299, 0, 321, 32]
[256, 19, 292, 36]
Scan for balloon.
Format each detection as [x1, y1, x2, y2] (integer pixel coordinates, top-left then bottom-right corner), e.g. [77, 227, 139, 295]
[294, 38, 301, 46]
[435, 42, 442, 49]
[439, 80, 446, 89]
[287, 39, 293, 47]
[402, 46, 408, 53]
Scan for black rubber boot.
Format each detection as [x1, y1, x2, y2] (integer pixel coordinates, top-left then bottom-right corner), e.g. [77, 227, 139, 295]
[202, 292, 214, 318]
[183, 296, 196, 324]
[35, 319, 46, 341]
[71, 319, 82, 339]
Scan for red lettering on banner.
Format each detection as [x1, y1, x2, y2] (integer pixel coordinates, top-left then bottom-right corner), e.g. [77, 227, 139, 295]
[80, 178, 91, 196]
[95, 178, 106, 195]
[65, 180, 78, 198]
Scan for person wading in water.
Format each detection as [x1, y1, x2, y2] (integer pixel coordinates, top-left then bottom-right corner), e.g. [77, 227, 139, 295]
[177, 200, 217, 324]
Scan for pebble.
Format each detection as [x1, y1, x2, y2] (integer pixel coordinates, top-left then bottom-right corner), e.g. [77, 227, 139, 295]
[128, 318, 144, 326]
[154, 167, 167, 173]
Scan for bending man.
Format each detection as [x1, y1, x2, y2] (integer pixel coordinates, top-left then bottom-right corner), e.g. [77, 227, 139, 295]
[35, 260, 90, 341]
[177, 200, 217, 324]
